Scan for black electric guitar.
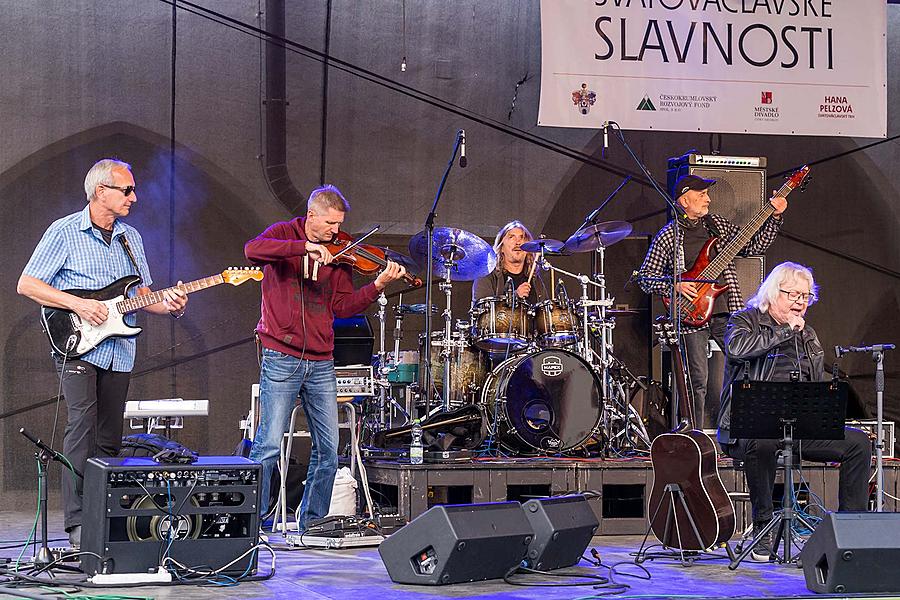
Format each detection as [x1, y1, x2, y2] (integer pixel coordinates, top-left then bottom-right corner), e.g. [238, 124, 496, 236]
[41, 267, 263, 358]
[646, 318, 735, 551]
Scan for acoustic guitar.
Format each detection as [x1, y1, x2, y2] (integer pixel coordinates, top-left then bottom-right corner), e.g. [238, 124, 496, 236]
[646, 318, 735, 551]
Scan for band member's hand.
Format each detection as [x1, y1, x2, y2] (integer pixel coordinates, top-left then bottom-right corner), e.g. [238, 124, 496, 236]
[75, 298, 109, 326]
[675, 281, 700, 300]
[306, 242, 334, 265]
[770, 194, 788, 215]
[163, 281, 188, 316]
[374, 260, 406, 291]
[786, 313, 805, 331]
[516, 282, 531, 299]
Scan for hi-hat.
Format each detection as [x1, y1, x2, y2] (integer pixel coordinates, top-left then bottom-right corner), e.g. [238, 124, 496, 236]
[519, 238, 567, 254]
[563, 221, 633, 253]
[409, 227, 497, 281]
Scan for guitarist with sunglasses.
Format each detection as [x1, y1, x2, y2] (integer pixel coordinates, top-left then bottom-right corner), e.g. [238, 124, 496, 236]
[636, 174, 787, 431]
[16, 159, 188, 550]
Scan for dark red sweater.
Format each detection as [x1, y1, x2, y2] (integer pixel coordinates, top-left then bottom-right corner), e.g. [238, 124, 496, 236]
[245, 217, 379, 360]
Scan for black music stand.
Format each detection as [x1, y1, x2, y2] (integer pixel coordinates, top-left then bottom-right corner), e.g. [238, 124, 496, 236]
[727, 380, 848, 568]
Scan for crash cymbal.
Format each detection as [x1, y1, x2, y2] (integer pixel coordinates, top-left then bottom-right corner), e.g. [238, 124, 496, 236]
[563, 220, 633, 253]
[519, 238, 567, 254]
[409, 227, 497, 281]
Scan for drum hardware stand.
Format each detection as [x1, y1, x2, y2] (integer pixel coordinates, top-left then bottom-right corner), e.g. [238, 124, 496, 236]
[438, 256, 459, 412]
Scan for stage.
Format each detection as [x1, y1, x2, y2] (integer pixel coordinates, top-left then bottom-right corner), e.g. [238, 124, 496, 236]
[3, 457, 899, 598]
[0, 508, 829, 600]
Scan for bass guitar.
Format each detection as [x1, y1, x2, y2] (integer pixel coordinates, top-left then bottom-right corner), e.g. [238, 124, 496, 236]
[41, 267, 263, 358]
[664, 165, 810, 327]
[646, 318, 735, 551]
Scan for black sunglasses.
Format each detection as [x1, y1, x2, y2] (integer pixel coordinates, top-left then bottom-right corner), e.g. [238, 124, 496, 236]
[101, 183, 135, 197]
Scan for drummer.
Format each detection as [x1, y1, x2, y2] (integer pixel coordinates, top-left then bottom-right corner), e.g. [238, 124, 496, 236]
[472, 220, 547, 304]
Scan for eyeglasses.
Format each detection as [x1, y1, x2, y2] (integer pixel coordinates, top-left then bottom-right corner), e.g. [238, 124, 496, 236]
[779, 289, 812, 303]
[101, 183, 135, 197]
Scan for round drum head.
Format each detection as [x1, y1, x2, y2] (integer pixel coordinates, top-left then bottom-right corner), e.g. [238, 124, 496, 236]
[500, 349, 602, 452]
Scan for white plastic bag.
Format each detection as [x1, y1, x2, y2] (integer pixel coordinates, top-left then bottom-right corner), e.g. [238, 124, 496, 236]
[326, 466, 358, 516]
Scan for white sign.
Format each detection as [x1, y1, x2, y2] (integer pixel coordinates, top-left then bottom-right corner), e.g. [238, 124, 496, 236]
[538, 0, 886, 138]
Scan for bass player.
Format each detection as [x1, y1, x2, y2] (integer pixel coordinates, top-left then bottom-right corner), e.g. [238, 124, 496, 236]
[636, 173, 787, 429]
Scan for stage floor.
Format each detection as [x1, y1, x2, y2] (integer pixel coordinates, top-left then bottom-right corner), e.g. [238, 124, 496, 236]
[0, 509, 838, 599]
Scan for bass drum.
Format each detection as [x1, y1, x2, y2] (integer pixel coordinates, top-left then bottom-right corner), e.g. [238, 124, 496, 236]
[479, 349, 603, 454]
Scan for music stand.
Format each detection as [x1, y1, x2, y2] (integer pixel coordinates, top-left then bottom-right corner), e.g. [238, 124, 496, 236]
[727, 380, 848, 568]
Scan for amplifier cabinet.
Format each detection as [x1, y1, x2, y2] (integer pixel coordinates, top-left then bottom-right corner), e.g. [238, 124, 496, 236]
[82, 456, 261, 576]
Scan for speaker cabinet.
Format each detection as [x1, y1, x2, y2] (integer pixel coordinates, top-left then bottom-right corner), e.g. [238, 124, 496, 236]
[522, 495, 599, 571]
[81, 456, 261, 576]
[800, 512, 900, 594]
[378, 502, 533, 585]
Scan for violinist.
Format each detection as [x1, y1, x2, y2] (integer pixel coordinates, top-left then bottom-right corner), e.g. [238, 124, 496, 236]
[245, 184, 406, 531]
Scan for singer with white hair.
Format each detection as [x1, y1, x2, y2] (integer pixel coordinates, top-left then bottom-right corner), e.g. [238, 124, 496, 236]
[717, 261, 871, 561]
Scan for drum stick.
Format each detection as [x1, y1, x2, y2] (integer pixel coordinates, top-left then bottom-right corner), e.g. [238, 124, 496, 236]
[526, 257, 538, 285]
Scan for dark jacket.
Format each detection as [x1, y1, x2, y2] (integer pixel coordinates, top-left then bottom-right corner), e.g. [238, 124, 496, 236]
[245, 217, 379, 360]
[717, 307, 826, 444]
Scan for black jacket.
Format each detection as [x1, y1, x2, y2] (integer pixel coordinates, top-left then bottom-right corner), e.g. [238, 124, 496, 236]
[717, 307, 826, 444]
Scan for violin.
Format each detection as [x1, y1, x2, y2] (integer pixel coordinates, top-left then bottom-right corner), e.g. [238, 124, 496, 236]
[321, 231, 422, 288]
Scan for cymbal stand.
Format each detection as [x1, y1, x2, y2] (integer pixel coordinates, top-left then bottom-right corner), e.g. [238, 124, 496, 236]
[439, 257, 456, 412]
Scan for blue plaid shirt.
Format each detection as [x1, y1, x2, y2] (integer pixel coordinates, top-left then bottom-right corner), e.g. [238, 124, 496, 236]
[22, 203, 153, 372]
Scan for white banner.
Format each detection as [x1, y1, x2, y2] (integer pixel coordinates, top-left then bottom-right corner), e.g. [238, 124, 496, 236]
[538, 0, 886, 138]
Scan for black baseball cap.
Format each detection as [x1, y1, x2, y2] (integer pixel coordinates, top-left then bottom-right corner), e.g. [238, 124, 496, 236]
[673, 174, 716, 198]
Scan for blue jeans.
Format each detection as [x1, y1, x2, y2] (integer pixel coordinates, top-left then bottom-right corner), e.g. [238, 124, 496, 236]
[249, 348, 338, 531]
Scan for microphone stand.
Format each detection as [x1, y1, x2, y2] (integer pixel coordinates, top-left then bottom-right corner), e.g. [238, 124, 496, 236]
[421, 130, 464, 416]
[19, 427, 83, 566]
[605, 122, 692, 429]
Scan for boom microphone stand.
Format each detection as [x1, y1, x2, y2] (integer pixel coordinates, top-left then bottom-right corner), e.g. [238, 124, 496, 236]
[836, 343, 895, 511]
[19, 428, 83, 565]
[421, 130, 465, 415]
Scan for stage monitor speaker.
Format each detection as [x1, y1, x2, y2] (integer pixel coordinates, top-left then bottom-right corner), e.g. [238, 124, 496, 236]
[522, 495, 599, 571]
[800, 512, 900, 594]
[81, 456, 261, 576]
[378, 502, 533, 585]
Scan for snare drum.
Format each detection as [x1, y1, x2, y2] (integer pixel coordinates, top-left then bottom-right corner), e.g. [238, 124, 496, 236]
[417, 332, 488, 406]
[471, 296, 532, 353]
[534, 299, 579, 348]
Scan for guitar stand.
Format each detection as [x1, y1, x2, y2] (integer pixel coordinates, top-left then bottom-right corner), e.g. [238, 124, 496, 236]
[635, 483, 722, 567]
[728, 422, 817, 569]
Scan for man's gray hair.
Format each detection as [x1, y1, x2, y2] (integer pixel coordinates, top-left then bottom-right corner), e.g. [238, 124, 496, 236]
[84, 159, 132, 201]
[307, 184, 350, 213]
[746, 261, 819, 312]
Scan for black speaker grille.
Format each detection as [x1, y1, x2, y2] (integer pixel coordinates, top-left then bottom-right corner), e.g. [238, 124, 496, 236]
[688, 166, 766, 227]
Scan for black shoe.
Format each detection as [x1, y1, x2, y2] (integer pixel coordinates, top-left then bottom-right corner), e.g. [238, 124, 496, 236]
[67, 525, 81, 550]
[749, 527, 774, 562]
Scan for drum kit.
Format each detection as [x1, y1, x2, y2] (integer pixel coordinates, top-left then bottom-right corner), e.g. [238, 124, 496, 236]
[366, 220, 651, 457]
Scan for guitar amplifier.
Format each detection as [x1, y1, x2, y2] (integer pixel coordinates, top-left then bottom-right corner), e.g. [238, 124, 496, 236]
[336, 365, 375, 396]
[81, 456, 260, 576]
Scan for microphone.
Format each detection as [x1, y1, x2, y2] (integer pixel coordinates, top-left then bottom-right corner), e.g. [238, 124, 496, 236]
[458, 129, 467, 168]
[835, 343, 896, 358]
[602, 121, 609, 157]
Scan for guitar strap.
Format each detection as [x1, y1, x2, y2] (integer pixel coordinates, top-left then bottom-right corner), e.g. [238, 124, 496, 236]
[118, 235, 140, 275]
[702, 214, 721, 238]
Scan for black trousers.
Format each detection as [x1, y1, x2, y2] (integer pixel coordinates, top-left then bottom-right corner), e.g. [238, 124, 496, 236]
[680, 314, 728, 430]
[57, 358, 131, 531]
[726, 428, 872, 526]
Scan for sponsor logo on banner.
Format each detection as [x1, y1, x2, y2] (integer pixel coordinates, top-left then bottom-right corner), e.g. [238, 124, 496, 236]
[636, 94, 656, 111]
[818, 95, 855, 120]
[754, 91, 780, 122]
[571, 83, 597, 115]
[540, 356, 564, 377]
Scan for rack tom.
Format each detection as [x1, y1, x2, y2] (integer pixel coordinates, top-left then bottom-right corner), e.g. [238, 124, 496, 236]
[471, 296, 532, 353]
[534, 299, 579, 348]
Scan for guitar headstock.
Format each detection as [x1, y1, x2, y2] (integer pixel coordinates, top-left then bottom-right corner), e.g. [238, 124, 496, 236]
[653, 316, 679, 349]
[784, 165, 810, 192]
[222, 267, 264, 285]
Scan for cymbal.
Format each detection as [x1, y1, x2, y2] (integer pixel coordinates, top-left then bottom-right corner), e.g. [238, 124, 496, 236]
[519, 238, 567, 254]
[409, 227, 497, 281]
[563, 221, 633, 253]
